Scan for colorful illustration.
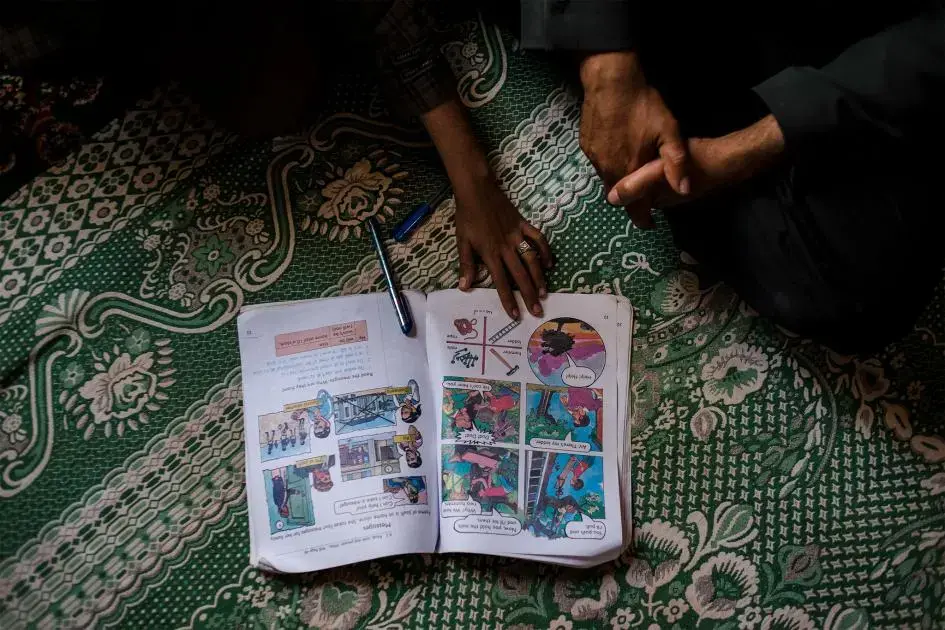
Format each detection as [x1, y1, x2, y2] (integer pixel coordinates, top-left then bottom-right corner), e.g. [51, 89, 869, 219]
[524, 451, 605, 539]
[338, 431, 401, 481]
[332, 379, 421, 434]
[445, 314, 524, 376]
[295, 454, 337, 493]
[258, 391, 333, 462]
[526, 385, 603, 451]
[441, 445, 519, 516]
[395, 425, 424, 469]
[263, 465, 316, 534]
[382, 476, 428, 505]
[442, 378, 520, 443]
[527, 317, 606, 387]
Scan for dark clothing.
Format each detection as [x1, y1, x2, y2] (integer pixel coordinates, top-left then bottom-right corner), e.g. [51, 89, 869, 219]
[377, 1, 945, 351]
[631, 5, 945, 352]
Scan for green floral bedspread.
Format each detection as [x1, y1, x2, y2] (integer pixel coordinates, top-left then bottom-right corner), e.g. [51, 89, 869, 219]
[1, 21, 943, 630]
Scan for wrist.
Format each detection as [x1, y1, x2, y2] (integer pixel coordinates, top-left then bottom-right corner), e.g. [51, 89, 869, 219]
[580, 51, 644, 91]
[421, 99, 493, 192]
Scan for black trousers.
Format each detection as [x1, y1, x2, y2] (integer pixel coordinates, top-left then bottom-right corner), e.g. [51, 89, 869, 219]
[633, 11, 945, 354]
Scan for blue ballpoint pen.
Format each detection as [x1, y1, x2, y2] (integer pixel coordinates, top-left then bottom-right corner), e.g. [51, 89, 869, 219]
[366, 217, 414, 336]
[392, 183, 452, 243]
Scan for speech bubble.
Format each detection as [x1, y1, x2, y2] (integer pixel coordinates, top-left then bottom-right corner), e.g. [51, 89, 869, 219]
[457, 428, 495, 447]
[453, 512, 523, 536]
[529, 432, 591, 453]
[565, 516, 606, 539]
[440, 497, 483, 518]
[334, 493, 396, 516]
[443, 379, 492, 392]
[561, 354, 596, 387]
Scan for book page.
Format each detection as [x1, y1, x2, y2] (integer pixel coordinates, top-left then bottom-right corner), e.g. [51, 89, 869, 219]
[503, 296, 634, 566]
[426, 289, 627, 559]
[237, 292, 436, 572]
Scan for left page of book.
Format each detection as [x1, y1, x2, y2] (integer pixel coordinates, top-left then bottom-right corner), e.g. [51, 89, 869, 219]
[237, 291, 437, 573]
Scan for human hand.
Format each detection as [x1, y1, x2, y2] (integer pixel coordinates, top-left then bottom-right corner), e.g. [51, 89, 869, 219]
[454, 176, 553, 320]
[579, 52, 689, 228]
[418, 97, 552, 319]
[606, 115, 786, 209]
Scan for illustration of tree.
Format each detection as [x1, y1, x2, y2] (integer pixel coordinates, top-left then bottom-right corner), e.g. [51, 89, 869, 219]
[579, 491, 604, 517]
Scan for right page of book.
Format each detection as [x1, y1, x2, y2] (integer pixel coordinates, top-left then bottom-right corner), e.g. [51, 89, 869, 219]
[427, 289, 628, 559]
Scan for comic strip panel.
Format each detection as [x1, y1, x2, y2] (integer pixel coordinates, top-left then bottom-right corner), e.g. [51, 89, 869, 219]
[527, 317, 606, 387]
[333, 379, 422, 435]
[441, 378, 520, 445]
[441, 445, 520, 518]
[525, 385, 603, 453]
[523, 451, 606, 540]
[263, 465, 316, 534]
[332, 476, 429, 517]
[338, 431, 401, 481]
[258, 392, 333, 463]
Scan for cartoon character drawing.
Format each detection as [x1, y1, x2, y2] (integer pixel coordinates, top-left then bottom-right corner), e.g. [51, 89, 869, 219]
[295, 454, 337, 493]
[525, 385, 603, 451]
[383, 476, 428, 505]
[523, 451, 604, 539]
[397, 425, 424, 469]
[259, 399, 333, 462]
[264, 465, 316, 533]
[442, 445, 519, 516]
[394, 385, 422, 424]
[442, 379, 520, 443]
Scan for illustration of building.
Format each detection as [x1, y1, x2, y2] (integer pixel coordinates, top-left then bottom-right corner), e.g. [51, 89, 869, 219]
[338, 431, 400, 481]
[333, 390, 398, 431]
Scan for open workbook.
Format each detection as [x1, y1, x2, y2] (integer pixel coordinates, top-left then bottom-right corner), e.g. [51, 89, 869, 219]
[237, 289, 633, 572]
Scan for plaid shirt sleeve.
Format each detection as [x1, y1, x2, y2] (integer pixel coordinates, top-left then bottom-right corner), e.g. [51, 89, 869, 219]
[374, 0, 455, 118]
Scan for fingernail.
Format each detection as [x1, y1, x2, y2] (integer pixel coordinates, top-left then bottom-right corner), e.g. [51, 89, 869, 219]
[458, 277, 468, 290]
[679, 177, 691, 195]
[512, 308, 520, 320]
[539, 287, 547, 298]
[606, 189, 620, 205]
[531, 304, 543, 317]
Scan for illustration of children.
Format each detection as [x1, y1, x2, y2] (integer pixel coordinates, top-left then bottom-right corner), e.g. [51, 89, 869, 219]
[298, 414, 308, 446]
[398, 425, 424, 468]
[455, 447, 517, 512]
[265, 430, 276, 455]
[270, 470, 300, 518]
[448, 389, 517, 436]
[280, 424, 289, 451]
[555, 455, 594, 495]
[559, 389, 603, 450]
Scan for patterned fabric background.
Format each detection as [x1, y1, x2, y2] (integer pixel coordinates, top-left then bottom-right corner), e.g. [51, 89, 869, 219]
[1, 20, 943, 630]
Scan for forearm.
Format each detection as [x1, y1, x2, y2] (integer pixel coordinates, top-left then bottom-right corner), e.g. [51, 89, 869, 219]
[707, 114, 785, 184]
[420, 97, 492, 194]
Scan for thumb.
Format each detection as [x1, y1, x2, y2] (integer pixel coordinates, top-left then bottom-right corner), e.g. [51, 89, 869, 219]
[606, 159, 664, 206]
[659, 126, 690, 196]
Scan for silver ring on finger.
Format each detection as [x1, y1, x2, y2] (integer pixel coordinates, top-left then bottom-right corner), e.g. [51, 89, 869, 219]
[516, 240, 535, 257]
